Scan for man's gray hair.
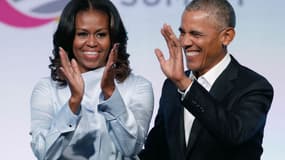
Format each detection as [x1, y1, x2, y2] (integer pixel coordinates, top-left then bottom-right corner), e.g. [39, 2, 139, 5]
[185, 0, 236, 29]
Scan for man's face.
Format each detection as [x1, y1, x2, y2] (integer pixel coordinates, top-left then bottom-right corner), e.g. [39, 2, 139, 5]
[179, 10, 226, 77]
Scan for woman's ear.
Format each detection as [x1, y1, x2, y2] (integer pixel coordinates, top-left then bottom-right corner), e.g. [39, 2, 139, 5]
[221, 27, 235, 46]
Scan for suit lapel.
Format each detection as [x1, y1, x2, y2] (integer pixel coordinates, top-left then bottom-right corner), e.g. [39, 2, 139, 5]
[209, 56, 239, 101]
[164, 80, 186, 160]
[185, 56, 240, 156]
[181, 71, 201, 155]
[185, 118, 202, 156]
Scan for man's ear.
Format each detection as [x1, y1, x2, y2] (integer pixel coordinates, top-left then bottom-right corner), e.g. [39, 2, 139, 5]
[221, 27, 235, 46]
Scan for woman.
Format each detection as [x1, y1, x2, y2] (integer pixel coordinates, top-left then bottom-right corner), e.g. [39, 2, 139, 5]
[30, 0, 154, 159]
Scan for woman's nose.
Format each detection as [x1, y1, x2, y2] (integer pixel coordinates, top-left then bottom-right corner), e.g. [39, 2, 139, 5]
[86, 35, 97, 47]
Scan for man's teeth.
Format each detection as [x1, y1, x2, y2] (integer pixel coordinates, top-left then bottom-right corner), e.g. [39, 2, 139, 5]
[83, 52, 98, 55]
[186, 51, 199, 56]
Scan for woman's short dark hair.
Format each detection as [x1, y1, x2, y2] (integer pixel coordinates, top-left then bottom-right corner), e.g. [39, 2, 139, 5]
[49, 0, 131, 86]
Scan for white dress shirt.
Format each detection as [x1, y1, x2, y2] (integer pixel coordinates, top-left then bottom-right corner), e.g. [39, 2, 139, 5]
[30, 67, 154, 160]
[182, 53, 231, 146]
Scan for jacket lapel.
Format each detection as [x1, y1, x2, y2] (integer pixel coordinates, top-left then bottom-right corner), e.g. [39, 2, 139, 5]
[167, 91, 186, 160]
[185, 118, 202, 155]
[209, 56, 239, 101]
[183, 70, 202, 155]
[185, 56, 240, 156]
[163, 78, 186, 160]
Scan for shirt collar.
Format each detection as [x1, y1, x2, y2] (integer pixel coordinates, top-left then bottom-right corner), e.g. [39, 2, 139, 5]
[190, 53, 231, 91]
[82, 66, 105, 83]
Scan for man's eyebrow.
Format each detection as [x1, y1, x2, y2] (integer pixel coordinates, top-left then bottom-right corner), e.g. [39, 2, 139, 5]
[178, 27, 184, 33]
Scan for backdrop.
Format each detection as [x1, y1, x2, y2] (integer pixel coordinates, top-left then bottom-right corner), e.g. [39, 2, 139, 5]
[0, 0, 284, 159]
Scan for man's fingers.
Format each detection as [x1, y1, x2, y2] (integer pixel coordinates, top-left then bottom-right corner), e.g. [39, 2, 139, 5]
[165, 24, 180, 48]
[161, 29, 172, 53]
[161, 24, 181, 58]
[155, 48, 166, 65]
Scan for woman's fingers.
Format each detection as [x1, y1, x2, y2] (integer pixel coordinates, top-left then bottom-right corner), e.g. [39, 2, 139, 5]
[59, 47, 70, 68]
[101, 43, 119, 99]
[59, 48, 71, 76]
[58, 47, 82, 83]
[71, 59, 81, 75]
[106, 43, 119, 70]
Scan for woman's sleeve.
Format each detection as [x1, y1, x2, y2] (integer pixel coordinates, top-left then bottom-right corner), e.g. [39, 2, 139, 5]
[30, 79, 80, 160]
[98, 76, 154, 156]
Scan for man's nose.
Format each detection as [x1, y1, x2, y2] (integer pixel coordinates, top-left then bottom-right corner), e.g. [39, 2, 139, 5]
[180, 34, 193, 47]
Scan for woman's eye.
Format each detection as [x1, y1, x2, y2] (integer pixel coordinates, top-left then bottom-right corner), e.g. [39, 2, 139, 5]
[77, 32, 88, 37]
[96, 32, 107, 38]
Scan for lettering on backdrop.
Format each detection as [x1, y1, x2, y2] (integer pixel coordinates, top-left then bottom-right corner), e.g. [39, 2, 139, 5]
[120, 0, 190, 6]
[0, 0, 244, 28]
[120, 0, 244, 7]
[0, 0, 68, 28]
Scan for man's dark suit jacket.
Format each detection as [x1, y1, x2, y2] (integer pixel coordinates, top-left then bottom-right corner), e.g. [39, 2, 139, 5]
[139, 56, 273, 160]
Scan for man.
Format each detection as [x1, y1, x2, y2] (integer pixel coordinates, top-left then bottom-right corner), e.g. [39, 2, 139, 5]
[139, 0, 273, 160]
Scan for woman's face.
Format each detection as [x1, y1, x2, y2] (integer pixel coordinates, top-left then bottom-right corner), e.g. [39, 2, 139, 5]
[73, 9, 111, 73]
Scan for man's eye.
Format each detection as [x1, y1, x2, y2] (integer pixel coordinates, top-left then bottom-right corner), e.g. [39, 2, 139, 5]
[180, 32, 185, 37]
[191, 31, 203, 38]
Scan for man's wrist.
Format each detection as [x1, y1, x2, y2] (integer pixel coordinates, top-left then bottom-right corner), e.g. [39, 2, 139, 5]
[176, 78, 192, 91]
